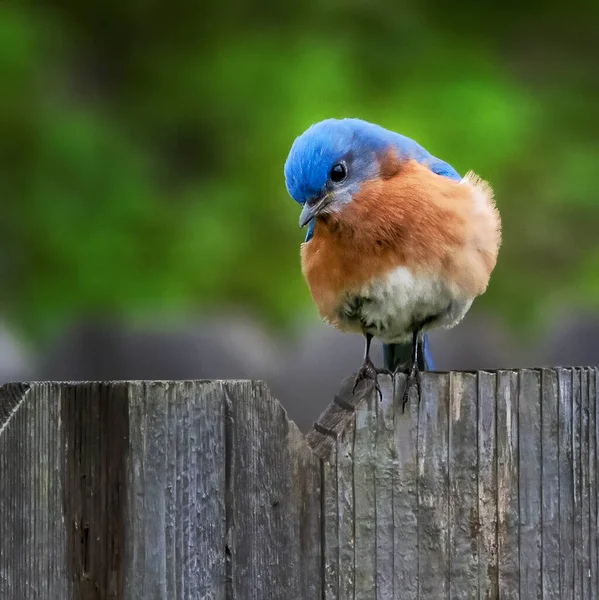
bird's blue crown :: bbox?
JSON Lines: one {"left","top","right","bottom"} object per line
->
{"left": 284, "top": 118, "right": 460, "bottom": 206}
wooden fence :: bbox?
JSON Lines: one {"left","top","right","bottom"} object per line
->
{"left": 0, "top": 369, "right": 597, "bottom": 599}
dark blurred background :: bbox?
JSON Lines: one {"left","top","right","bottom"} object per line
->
{"left": 1, "top": 1, "right": 598, "bottom": 430}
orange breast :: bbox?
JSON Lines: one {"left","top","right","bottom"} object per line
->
{"left": 300, "top": 158, "right": 500, "bottom": 325}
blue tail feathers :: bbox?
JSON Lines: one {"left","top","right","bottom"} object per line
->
{"left": 383, "top": 333, "right": 433, "bottom": 372}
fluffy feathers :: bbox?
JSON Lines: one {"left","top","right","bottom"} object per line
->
{"left": 300, "top": 157, "right": 500, "bottom": 342}
{"left": 283, "top": 117, "right": 501, "bottom": 370}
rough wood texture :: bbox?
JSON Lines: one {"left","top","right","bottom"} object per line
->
{"left": 558, "top": 369, "right": 574, "bottom": 600}
{"left": 418, "top": 372, "right": 449, "bottom": 599}
{"left": 374, "top": 375, "right": 395, "bottom": 599}
{"left": 589, "top": 369, "right": 598, "bottom": 600}
{"left": 497, "top": 370, "right": 519, "bottom": 600}
{"left": 1, "top": 368, "right": 598, "bottom": 599}
{"left": 393, "top": 373, "right": 419, "bottom": 599}
{"left": 0, "top": 381, "right": 320, "bottom": 600}
{"left": 449, "top": 372, "right": 479, "bottom": 598}
{"left": 573, "top": 369, "right": 583, "bottom": 598}
{"left": 541, "top": 369, "right": 560, "bottom": 598}
{"left": 308, "top": 367, "right": 598, "bottom": 600}
{"left": 478, "top": 371, "right": 498, "bottom": 599}
{"left": 518, "top": 369, "right": 542, "bottom": 599}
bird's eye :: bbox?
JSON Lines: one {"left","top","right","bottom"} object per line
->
{"left": 330, "top": 163, "right": 347, "bottom": 183}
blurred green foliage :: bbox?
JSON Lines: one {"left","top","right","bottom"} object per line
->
{"left": 0, "top": 1, "right": 598, "bottom": 341}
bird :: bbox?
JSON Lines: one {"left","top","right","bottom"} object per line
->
{"left": 283, "top": 118, "right": 501, "bottom": 407}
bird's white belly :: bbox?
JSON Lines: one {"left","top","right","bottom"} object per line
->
{"left": 337, "top": 266, "right": 472, "bottom": 343}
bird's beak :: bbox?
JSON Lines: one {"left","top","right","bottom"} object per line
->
{"left": 299, "top": 194, "right": 330, "bottom": 228}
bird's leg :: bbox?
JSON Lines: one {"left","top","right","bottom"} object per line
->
{"left": 352, "top": 333, "right": 383, "bottom": 400}
{"left": 400, "top": 329, "right": 423, "bottom": 412}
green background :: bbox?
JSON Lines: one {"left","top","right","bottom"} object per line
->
{"left": 1, "top": 0, "right": 598, "bottom": 345}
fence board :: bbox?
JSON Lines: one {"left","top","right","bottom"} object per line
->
{"left": 574, "top": 370, "right": 583, "bottom": 598}
{"left": 518, "top": 369, "right": 542, "bottom": 600}
{"left": 197, "top": 382, "right": 227, "bottom": 600}
{"left": 595, "top": 368, "right": 599, "bottom": 598}
{"left": 582, "top": 369, "right": 591, "bottom": 599}
{"left": 393, "top": 373, "right": 419, "bottom": 600}
{"left": 322, "top": 442, "right": 339, "bottom": 600}
{"left": 589, "top": 369, "right": 598, "bottom": 600}
{"left": 477, "top": 371, "right": 498, "bottom": 599}
{"left": 338, "top": 414, "right": 356, "bottom": 600}
{"left": 374, "top": 374, "right": 396, "bottom": 599}
{"left": 0, "top": 369, "right": 598, "bottom": 599}
{"left": 229, "top": 380, "right": 321, "bottom": 599}
{"left": 354, "top": 389, "right": 377, "bottom": 600}
{"left": 418, "top": 372, "right": 450, "bottom": 600}
{"left": 497, "top": 370, "right": 520, "bottom": 600}
{"left": 542, "top": 369, "right": 560, "bottom": 598}
{"left": 558, "top": 369, "right": 575, "bottom": 600}
{"left": 449, "top": 372, "right": 479, "bottom": 599}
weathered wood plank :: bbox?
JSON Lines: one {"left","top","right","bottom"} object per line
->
{"left": 197, "top": 383, "right": 227, "bottom": 600}
{"left": 573, "top": 369, "right": 583, "bottom": 598}
{"left": 125, "top": 381, "right": 228, "bottom": 599}
{"left": 4, "top": 383, "right": 27, "bottom": 600}
{"left": 290, "top": 420, "right": 322, "bottom": 600}
{"left": 0, "top": 384, "right": 71, "bottom": 600}
{"left": 307, "top": 376, "right": 371, "bottom": 460}
{"left": 229, "top": 380, "right": 321, "bottom": 599}
{"left": 164, "top": 387, "right": 177, "bottom": 599}
{"left": 46, "top": 384, "right": 70, "bottom": 599}
{"left": 125, "top": 382, "right": 164, "bottom": 599}
{"left": 418, "top": 372, "right": 449, "bottom": 600}
{"left": 596, "top": 368, "right": 599, "bottom": 599}
{"left": 477, "top": 371, "right": 498, "bottom": 599}
{"left": 2, "top": 371, "right": 599, "bottom": 599}
{"left": 558, "top": 369, "right": 575, "bottom": 600}
{"left": 176, "top": 385, "right": 191, "bottom": 600}
{"left": 582, "top": 368, "right": 591, "bottom": 599}
{"left": 338, "top": 412, "right": 356, "bottom": 600}
{"left": 61, "top": 383, "right": 129, "bottom": 599}
{"left": 354, "top": 388, "right": 377, "bottom": 600}
{"left": 374, "top": 374, "right": 395, "bottom": 599}
{"left": 496, "top": 370, "right": 519, "bottom": 600}
{"left": 322, "top": 443, "right": 339, "bottom": 600}
{"left": 542, "top": 369, "right": 560, "bottom": 598}
{"left": 449, "top": 372, "right": 478, "bottom": 599}
{"left": 187, "top": 386, "right": 199, "bottom": 600}
{"left": 589, "top": 368, "right": 598, "bottom": 600}
{"left": 0, "top": 382, "right": 29, "bottom": 434}
{"left": 393, "top": 373, "right": 419, "bottom": 600}
{"left": 519, "top": 369, "right": 542, "bottom": 599}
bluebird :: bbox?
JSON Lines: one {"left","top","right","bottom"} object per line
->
{"left": 284, "top": 118, "right": 501, "bottom": 407}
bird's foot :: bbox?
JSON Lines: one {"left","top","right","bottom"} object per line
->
{"left": 353, "top": 357, "right": 386, "bottom": 400}
{"left": 399, "top": 363, "right": 422, "bottom": 413}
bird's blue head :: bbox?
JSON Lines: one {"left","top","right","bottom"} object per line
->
{"left": 284, "top": 118, "right": 390, "bottom": 229}
{"left": 284, "top": 118, "right": 460, "bottom": 235}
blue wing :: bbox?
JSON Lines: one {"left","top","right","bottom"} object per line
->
{"left": 426, "top": 156, "right": 462, "bottom": 181}
{"left": 304, "top": 219, "right": 314, "bottom": 242}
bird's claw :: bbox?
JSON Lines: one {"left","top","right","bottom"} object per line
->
{"left": 353, "top": 357, "right": 384, "bottom": 400}
{"left": 401, "top": 364, "right": 422, "bottom": 413}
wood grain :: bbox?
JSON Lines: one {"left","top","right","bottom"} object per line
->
{"left": 449, "top": 372, "right": 479, "bottom": 599}
{"left": 541, "top": 369, "right": 560, "bottom": 598}
{"left": 418, "top": 372, "right": 449, "bottom": 600}
{"left": 496, "top": 370, "right": 520, "bottom": 600}
{"left": 478, "top": 371, "right": 498, "bottom": 599}
{"left": 558, "top": 369, "right": 574, "bottom": 600}
{"left": 0, "top": 369, "right": 597, "bottom": 599}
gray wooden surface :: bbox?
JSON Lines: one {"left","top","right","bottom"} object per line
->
{"left": 0, "top": 368, "right": 598, "bottom": 599}
{"left": 0, "top": 381, "right": 320, "bottom": 600}
{"left": 310, "top": 367, "right": 599, "bottom": 600}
